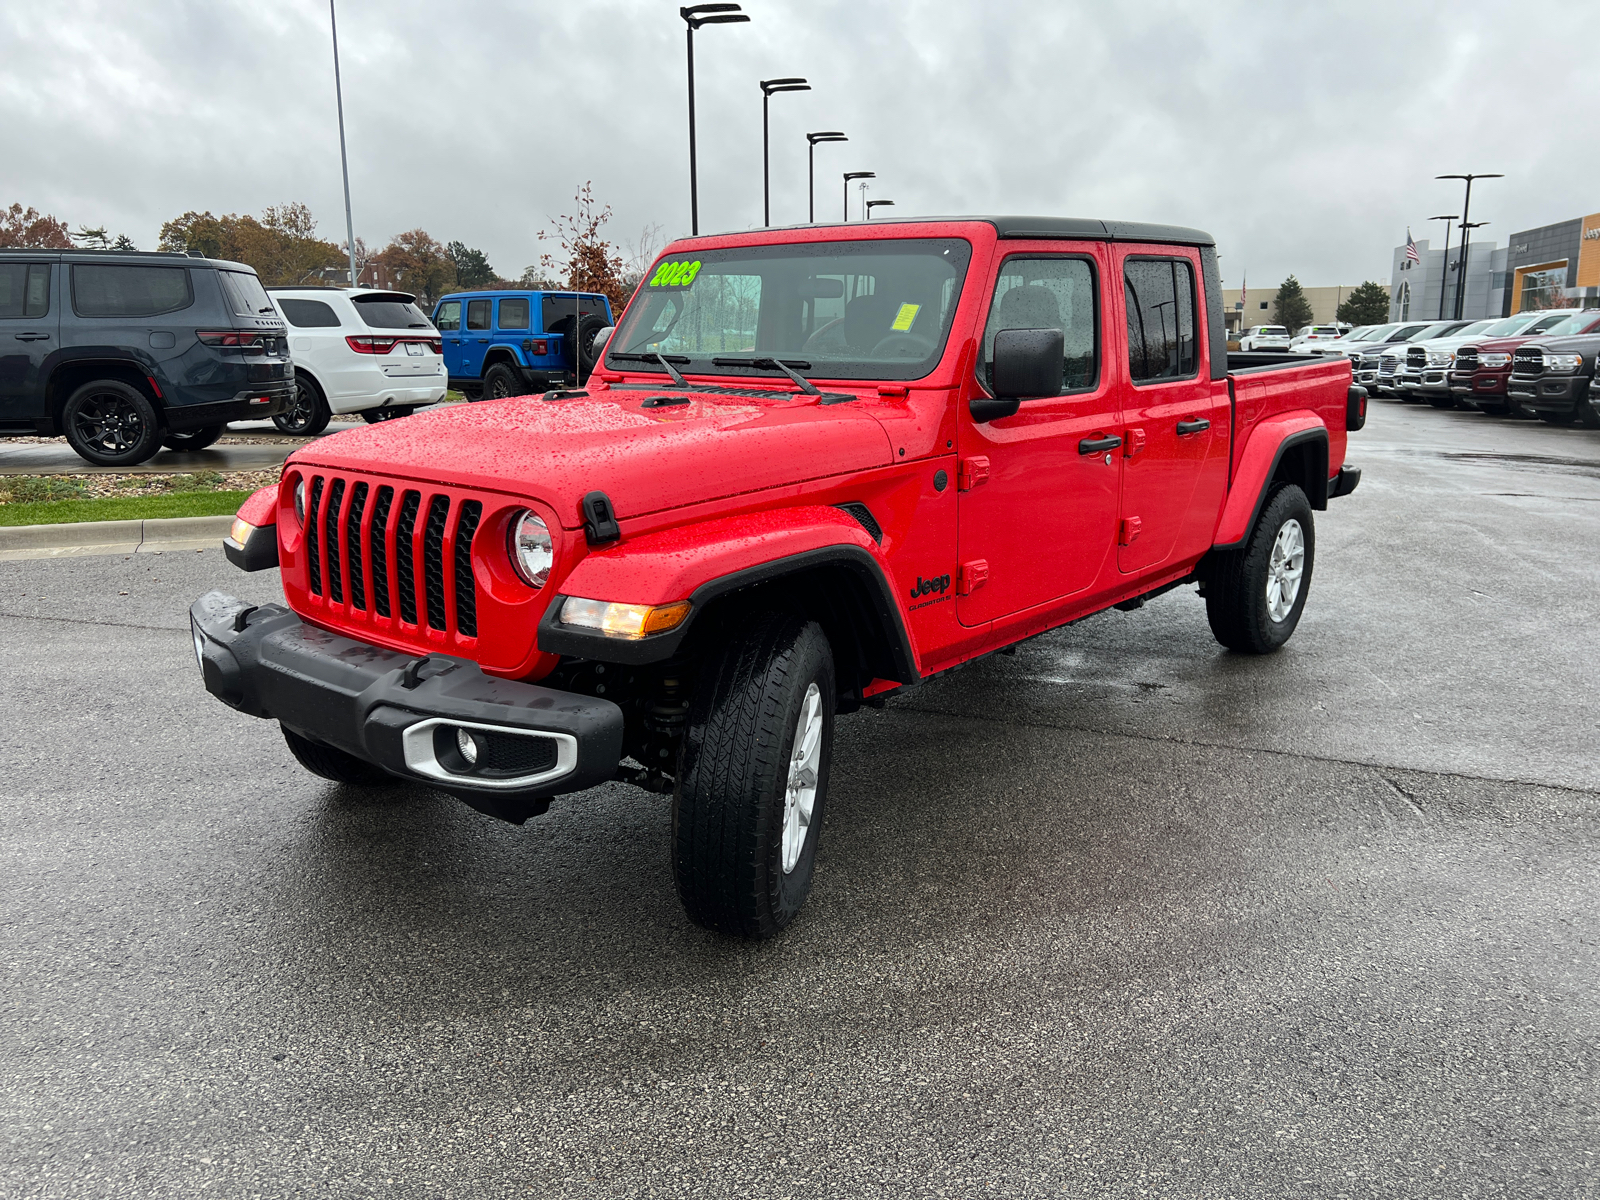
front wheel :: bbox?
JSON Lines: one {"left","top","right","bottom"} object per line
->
{"left": 162, "top": 423, "right": 225, "bottom": 452}
{"left": 1539, "top": 409, "right": 1577, "bottom": 426}
{"left": 1576, "top": 397, "right": 1600, "bottom": 430}
{"left": 1204, "top": 483, "right": 1315, "bottom": 654}
{"left": 673, "top": 611, "right": 835, "bottom": 939}
{"left": 282, "top": 726, "right": 390, "bottom": 785}
{"left": 360, "top": 405, "right": 419, "bottom": 424}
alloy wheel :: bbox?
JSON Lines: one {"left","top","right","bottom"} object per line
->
{"left": 72, "top": 390, "right": 148, "bottom": 455}
{"left": 781, "top": 682, "right": 823, "bottom": 874}
{"left": 1265, "top": 518, "right": 1305, "bottom": 623}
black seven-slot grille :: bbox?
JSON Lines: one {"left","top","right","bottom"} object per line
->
{"left": 1512, "top": 346, "right": 1544, "bottom": 376}
{"left": 1456, "top": 347, "right": 1479, "bottom": 371}
{"left": 301, "top": 473, "right": 484, "bottom": 639}
{"left": 1406, "top": 346, "right": 1427, "bottom": 368}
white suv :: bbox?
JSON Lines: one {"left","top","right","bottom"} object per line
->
{"left": 1239, "top": 325, "right": 1292, "bottom": 351}
{"left": 268, "top": 288, "right": 445, "bottom": 435}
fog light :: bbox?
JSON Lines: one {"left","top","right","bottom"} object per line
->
{"left": 456, "top": 727, "right": 480, "bottom": 765}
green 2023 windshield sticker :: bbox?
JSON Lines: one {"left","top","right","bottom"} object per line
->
{"left": 648, "top": 259, "right": 702, "bottom": 289}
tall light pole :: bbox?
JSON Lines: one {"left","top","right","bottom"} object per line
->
{"left": 760, "top": 78, "right": 809, "bottom": 227}
{"left": 866, "top": 200, "right": 895, "bottom": 218}
{"left": 329, "top": 0, "right": 357, "bottom": 287}
{"left": 843, "top": 171, "right": 874, "bottom": 221}
{"left": 1428, "top": 213, "right": 1459, "bottom": 320}
{"left": 1437, "top": 173, "right": 1502, "bottom": 319}
{"left": 1457, "top": 220, "right": 1490, "bottom": 317}
{"left": 681, "top": 4, "right": 749, "bottom": 237}
{"left": 806, "top": 132, "right": 846, "bottom": 224}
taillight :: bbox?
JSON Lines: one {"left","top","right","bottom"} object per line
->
{"left": 532, "top": 339, "right": 549, "bottom": 356}
{"left": 197, "top": 331, "right": 267, "bottom": 355}
{"left": 428, "top": 339, "right": 443, "bottom": 355}
{"left": 346, "top": 336, "right": 399, "bottom": 355}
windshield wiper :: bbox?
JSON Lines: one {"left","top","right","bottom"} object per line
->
{"left": 610, "top": 351, "right": 691, "bottom": 387}
{"left": 711, "top": 356, "right": 820, "bottom": 396}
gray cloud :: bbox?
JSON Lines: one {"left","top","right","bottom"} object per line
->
{"left": 4, "top": 0, "right": 1597, "bottom": 290}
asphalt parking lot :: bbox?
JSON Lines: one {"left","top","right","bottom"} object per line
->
{"left": 2, "top": 400, "right": 1597, "bottom": 1199}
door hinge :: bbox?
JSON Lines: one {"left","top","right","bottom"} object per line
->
{"left": 1119, "top": 517, "right": 1142, "bottom": 545}
{"left": 957, "top": 559, "right": 989, "bottom": 595}
{"left": 957, "top": 456, "right": 990, "bottom": 491}
{"left": 1123, "top": 426, "right": 1146, "bottom": 457}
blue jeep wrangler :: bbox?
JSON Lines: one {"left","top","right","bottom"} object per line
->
{"left": 430, "top": 290, "right": 614, "bottom": 399}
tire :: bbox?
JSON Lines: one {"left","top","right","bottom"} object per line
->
{"left": 360, "top": 405, "right": 419, "bottom": 424}
{"left": 62, "top": 379, "right": 163, "bottom": 467}
{"left": 274, "top": 372, "right": 331, "bottom": 436}
{"left": 480, "top": 362, "right": 528, "bottom": 401}
{"left": 282, "top": 726, "right": 390, "bottom": 785}
{"left": 551, "top": 312, "right": 609, "bottom": 383}
{"left": 1576, "top": 397, "right": 1600, "bottom": 430}
{"left": 673, "top": 611, "right": 835, "bottom": 939}
{"left": 162, "top": 423, "right": 225, "bottom": 452}
{"left": 1427, "top": 396, "right": 1457, "bottom": 409}
{"left": 1205, "top": 483, "right": 1315, "bottom": 655}
{"left": 1538, "top": 409, "right": 1577, "bottom": 426}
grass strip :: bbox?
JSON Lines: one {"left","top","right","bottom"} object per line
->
{"left": 0, "top": 490, "right": 252, "bottom": 527}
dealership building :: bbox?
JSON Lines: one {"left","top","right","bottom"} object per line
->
{"left": 1388, "top": 211, "right": 1600, "bottom": 321}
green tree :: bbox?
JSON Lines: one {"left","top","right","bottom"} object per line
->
{"left": 373, "top": 229, "right": 453, "bottom": 305}
{"left": 1272, "top": 275, "right": 1314, "bottom": 332}
{"left": 536, "top": 182, "right": 630, "bottom": 312}
{"left": 158, "top": 203, "right": 341, "bottom": 284}
{"left": 0, "top": 203, "right": 73, "bottom": 249}
{"left": 1336, "top": 281, "right": 1390, "bottom": 325}
{"left": 446, "top": 241, "right": 496, "bottom": 288}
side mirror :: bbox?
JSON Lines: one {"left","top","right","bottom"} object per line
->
{"left": 592, "top": 326, "right": 615, "bottom": 356}
{"left": 972, "top": 327, "right": 1063, "bottom": 422}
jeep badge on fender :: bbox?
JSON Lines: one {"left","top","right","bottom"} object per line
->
{"left": 193, "top": 215, "right": 1362, "bottom": 941}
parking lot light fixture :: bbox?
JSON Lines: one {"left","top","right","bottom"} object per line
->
{"left": 1457, "top": 220, "right": 1490, "bottom": 314}
{"left": 866, "top": 200, "right": 895, "bottom": 219}
{"left": 760, "top": 78, "right": 810, "bottom": 227}
{"left": 806, "top": 132, "right": 846, "bottom": 223}
{"left": 1428, "top": 214, "right": 1459, "bottom": 320}
{"left": 682, "top": 4, "right": 751, "bottom": 237}
{"left": 843, "top": 172, "right": 874, "bottom": 221}
{"left": 1437, "top": 173, "right": 1503, "bottom": 319}
{"left": 328, "top": 0, "right": 357, "bottom": 288}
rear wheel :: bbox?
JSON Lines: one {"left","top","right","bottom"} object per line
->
{"left": 360, "top": 405, "right": 419, "bottom": 424}
{"left": 1204, "top": 483, "right": 1315, "bottom": 655}
{"left": 282, "top": 726, "right": 390, "bottom": 785}
{"left": 162, "top": 423, "right": 225, "bottom": 452}
{"left": 481, "top": 362, "right": 527, "bottom": 401}
{"left": 62, "top": 379, "right": 163, "bottom": 467}
{"left": 673, "top": 611, "right": 835, "bottom": 939}
{"left": 274, "top": 372, "right": 331, "bottom": 436}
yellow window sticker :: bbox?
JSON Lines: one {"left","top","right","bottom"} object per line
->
{"left": 648, "top": 259, "right": 702, "bottom": 289}
{"left": 890, "top": 302, "right": 920, "bottom": 332}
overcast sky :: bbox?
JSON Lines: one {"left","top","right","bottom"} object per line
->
{"left": 4, "top": 0, "right": 1598, "bottom": 290}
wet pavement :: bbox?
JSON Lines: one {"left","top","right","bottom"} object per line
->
{"left": 0, "top": 417, "right": 374, "bottom": 475}
{"left": 2, "top": 399, "right": 1597, "bottom": 1198}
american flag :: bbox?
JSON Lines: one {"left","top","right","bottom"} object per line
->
{"left": 1241, "top": 271, "right": 1247, "bottom": 309}
{"left": 1405, "top": 229, "right": 1421, "bottom": 265}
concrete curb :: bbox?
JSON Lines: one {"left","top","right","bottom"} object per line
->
{"left": 0, "top": 514, "right": 235, "bottom": 562}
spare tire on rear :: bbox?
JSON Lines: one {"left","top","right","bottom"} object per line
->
{"left": 550, "top": 312, "right": 609, "bottom": 383}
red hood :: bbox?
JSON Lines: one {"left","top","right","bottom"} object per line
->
{"left": 286, "top": 386, "right": 897, "bottom": 527}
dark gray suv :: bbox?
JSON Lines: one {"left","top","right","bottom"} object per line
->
{"left": 0, "top": 249, "right": 293, "bottom": 466}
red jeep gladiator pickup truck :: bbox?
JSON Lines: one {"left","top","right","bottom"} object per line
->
{"left": 191, "top": 216, "right": 1364, "bottom": 938}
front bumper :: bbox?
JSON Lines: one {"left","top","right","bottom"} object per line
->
{"left": 190, "top": 590, "right": 624, "bottom": 820}
{"left": 1509, "top": 374, "right": 1588, "bottom": 414}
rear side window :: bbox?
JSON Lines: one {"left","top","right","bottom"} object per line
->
{"left": 277, "top": 298, "right": 342, "bottom": 328}
{"left": 0, "top": 264, "right": 50, "bottom": 318}
{"left": 434, "top": 301, "right": 461, "bottom": 331}
{"left": 498, "top": 297, "right": 530, "bottom": 330}
{"left": 218, "top": 270, "right": 274, "bottom": 317}
{"left": 72, "top": 264, "right": 192, "bottom": 318}
{"left": 466, "top": 299, "right": 491, "bottom": 331}
{"left": 1125, "top": 258, "right": 1197, "bottom": 382}
{"left": 979, "top": 256, "right": 1098, "bottom": 393}
{"left": 352, "top": 294, "right": 433, "bottom": 329}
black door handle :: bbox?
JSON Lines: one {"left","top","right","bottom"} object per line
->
{"left": 1176, "top": 418, "right": 1210, "bottom": 435}
{"left": 1078, "top": 434, "right": 1123, "bottom": 455}
{"left": 15, "top": 332, "right": 50, "bottom": 341}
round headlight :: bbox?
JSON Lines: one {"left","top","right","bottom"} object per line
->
{"left": 510, "top": 511, "right": 553, "bottom": 588}
{"left": 293, "top": 478, "right": 305, "bottom": 524}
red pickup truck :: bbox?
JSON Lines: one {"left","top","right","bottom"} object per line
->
{"left": 191, "top": 217, "right": 1364, "bottom": 938}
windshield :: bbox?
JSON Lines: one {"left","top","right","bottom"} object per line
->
{"left": 1483, "top": 316, "right": 1535, "bottom": 337}
{"left": 1344, "top": 326, "right": 1375, "bottom": 340}
{"left": 608, "top": 239, "right": 973, "bottom": 381}
{"left": 1452, "top": 320, "right": 1497, "bottom": 337}
{"left": 1538, "top": 311, "right": 1600, "bottom": 336}
{"left": 352, "top": 293, "right": 432, "bottom": 329}
{"left": 1526, "top": 311, "right": 1584, "bottom": 334}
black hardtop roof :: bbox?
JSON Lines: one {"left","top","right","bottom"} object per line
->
{"left": 0, "top": 247, "right": 257, "bottom": 272}
{"left": 709, "top": 215, "right": 1216, "bottom": 247}
{"left": 436, "top": 288, "right": 610, "bottom": 300}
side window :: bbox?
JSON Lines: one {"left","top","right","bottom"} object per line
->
{"left": 466, "top": 299, "right": 491, "bottom": 331}
{"left": 277, "top": 298, "right": 341, "bottom": 328}
{"left": 1124, "top": 257, "right": 1197, "bottom": 383}
{"left": 979, "top": 256, "right": 1098, "bottom": 394}
{"left": 72, "top": 265, "right": 193, "bottom": 318}
{"left": 434, "top": 301, "right": 461, "bottom": 331}
{"left": 0, "top": 264, "right": 50, "bottom": 319}
{"left": 498, "top": 298, "right": 530, "bottom": 330}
